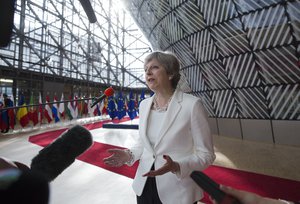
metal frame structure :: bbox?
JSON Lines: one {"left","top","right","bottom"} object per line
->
{"left": 0, "top": 0, "right": 151, "bottom": 94}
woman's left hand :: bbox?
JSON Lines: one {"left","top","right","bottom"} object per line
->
{"left": 103, "top": 149, "right": 130, "bottom": 167}
{"left": 142, "top": 155, "right": 180, "bottom": 177}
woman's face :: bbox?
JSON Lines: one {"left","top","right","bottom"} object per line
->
{"left": 144, "top": 58, "right": 172, "bottom": 92}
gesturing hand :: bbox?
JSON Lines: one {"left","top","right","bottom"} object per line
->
{"left": 103, "top": 149, "right": 130, "bottom": 167}
{"left": 142, "top": 155, "right": 180, "bottom": 177}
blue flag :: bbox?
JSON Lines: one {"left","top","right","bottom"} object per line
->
{"left": 107, "top": 96, "right": 117, "bottom": 119}
{"left": 127, "top": 91, "right": 137, "bottom": 120}
{"left": 51, "top": 96, "right": 60, "bottom": 123}
{"left": 117, "top": 91, "right": 126, "bottom": 120}
{"left": 138, "top": 90, "right": 145, "bottom": 113}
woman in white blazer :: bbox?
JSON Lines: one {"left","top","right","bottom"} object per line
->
{"left": 104, "top": 51, "right": 215, "bottom": 204}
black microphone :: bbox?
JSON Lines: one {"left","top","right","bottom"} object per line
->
{"left": 78, "top": 0, "right": 97, "bottom": 23}
{"left": 0, "top": 0, "right": 16, "bottom": 47}
{"left": 90, "top": 87, "right": 114, "bottom": 108}
{"left": 30, "top": 125, "right": 93, "bottom": 182}
{"left": 190, "top": 171, "right": 241, "bottom": 204}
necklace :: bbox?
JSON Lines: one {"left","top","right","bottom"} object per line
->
{"left": 152, "top": 94, "right": 173, "bottom": 112}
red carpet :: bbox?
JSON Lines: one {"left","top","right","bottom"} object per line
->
{"left": 202, "top": 166, "right": 300, "bottom": 203}
{"left": 29, "top": 119, "right": 300, "bottom": 203}
{"left": 28, "top": 117, "right": 138, "bottom": 179}
{"left": 28, "top": 117, "right": 132, "bottom": 146}
{"left": 77, "top": 142, "right": 139, "bottom": 179}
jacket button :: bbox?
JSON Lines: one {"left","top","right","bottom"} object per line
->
{"left": 153, "top": 155, "right": 155, "bottom": 159}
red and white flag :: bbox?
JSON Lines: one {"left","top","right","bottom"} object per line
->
{"left": 44, "top": 95, "right": 53, "bottom": 123}
{"left": 38, "top": 92, "right": 43, "bottom": 124}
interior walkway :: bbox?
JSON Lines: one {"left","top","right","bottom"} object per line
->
{"left": 1, "top": 118, "right": 299, "bottom": 204}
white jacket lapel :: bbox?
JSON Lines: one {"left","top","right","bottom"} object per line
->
{"left": 139, "top": 96, "right": 155, "bottom": 152}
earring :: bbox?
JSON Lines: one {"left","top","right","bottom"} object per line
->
{"left": 169, "top": 76, "right": 173, "bottom": 80}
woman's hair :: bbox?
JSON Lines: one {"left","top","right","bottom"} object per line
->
{"left": 144, "top": 51, "right": 181, "bottom": 89}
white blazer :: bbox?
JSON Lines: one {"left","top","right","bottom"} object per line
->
{"left": 130, "top": 89, "right": 215, "bottom": 204}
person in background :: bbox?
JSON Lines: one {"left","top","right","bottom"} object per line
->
{"left": 0, "top": 100, "right": 5, "bottom": 133}
{"left": 1, "top": 93, "right": 13, "bottom": 133}
{"left": 212, "top": 185, "right": 299, "bottom": 204}
{"left": 103, "top": 51, "right": 215, "bottom": 204}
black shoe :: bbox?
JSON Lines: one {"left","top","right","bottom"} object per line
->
{"left": 3, "top": 129, "right": 9, "bottom": 133}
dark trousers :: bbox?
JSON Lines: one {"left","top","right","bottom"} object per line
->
{"left": 136, "top": 165, "right": 198, "bottom": 204}
{"left": 136, "top": 175, "right": 162, "bottom": 204}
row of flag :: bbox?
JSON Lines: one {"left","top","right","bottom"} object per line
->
{"left": 0, "top": 90, "right": 146, "bottom": 131}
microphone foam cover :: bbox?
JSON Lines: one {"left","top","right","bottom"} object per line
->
{"left": 30, "top": 125, "right": 93, "bottom": 182}
{"left": 104, "top": 87, "right": 114, "bottom": 97}
{"left": 0, "top": 0, "right": 16, "bottom": 47}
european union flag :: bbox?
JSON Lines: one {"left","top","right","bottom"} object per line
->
{"left": 107, "top": 96, "right": 117, "bottom": 119}
{"left": 138, "top": 90, "right": 145, "bottom": 113}
{"left": 127, "top": 91, "right": 137, "bottom": 120}
{"left": 117, "top": 91, "right": 126, "bottom": 120}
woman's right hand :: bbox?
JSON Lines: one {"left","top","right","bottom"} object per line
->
{"left": 103, "top": 149, "right": 130, "bottom": 167}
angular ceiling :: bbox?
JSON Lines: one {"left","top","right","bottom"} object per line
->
{"left": 123, "top": 0, "right": 300, "bottom": 120}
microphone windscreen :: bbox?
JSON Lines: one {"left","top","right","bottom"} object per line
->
{"left": 104, "top": 87, "right": 114, "bottom": 97}
{"left": 30, "top": 125, "right": 93, "bottom": 182}
{"left": 0, "top": 0, "right": 16, "bottom": 47}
